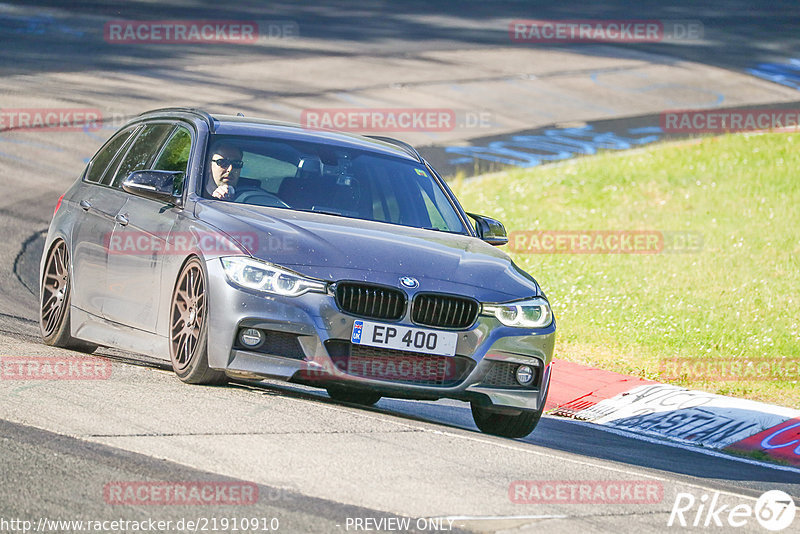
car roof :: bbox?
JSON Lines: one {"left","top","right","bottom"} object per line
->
{"left": 134, "top": 108, "right": 422, "bottom": 162}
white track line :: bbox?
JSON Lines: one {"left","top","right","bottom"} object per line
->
{"left": 440, "top": 514, "right": 568, "bottom": 521}
{"left": 276, "top": 395, "right": 795, "bottom": 502}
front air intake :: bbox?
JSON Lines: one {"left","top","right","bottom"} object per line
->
{"left": 411, "top": 293, "right": 479, "bottom": 329}
{"left": 334, "top": 282, "right": 406, "bottom": 321}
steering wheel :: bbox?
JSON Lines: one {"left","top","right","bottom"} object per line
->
{"left": 234, "top": 190, "right": 290, "bottom": 208}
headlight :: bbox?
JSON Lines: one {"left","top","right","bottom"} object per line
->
{"left": 481, "top": 297, "right": 553, "bottom": 328}
{"left": 220, "top": 257, "right": 327, "bottom": 297}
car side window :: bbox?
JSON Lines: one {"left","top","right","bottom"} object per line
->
{"left": 154, "top": 127, "right": 192, "bottom": 172}
{"left": 84, "top": 126, "right": 137, "bottom": 184}
{"left": 418, "top": 174, "right": 463, "bottom": 231}
{"left": 153, "top": 126, "right": 192, "bottom": 194}
{"left": 107, "top": 123, "right": 174, "bottom": 188}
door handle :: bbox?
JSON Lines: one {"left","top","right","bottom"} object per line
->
{"left": 114, "top": 213, "right": 129, "bottom": 226}
{"left": 79, "top": 200, "right": 92, "bottom": 211}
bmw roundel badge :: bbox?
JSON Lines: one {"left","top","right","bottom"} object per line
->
{"left": 399, "top": 276, "right": 419, "bottom": 289}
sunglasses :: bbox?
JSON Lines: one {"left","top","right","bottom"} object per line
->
{"left": 212, "top": 157, "right": 244, "bottom": 169}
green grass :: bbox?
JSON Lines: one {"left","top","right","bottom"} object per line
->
{"left": 451, "top": 133, "right": 800, "bottom": 408}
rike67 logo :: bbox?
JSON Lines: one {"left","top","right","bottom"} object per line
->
{"left": 668, "top": 490, "right": 795, "bottom": 531}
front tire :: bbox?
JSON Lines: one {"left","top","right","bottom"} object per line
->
{"left": 40, "top": 240, "right": 98, "bottom": 353}
{"left": 169, "top": 257, "right": 227, "bottom": 385}
{"left": 326, "top": 385, "right": 382, "bottom": 406}
{"left": 471, "top": 403, "right": 542, "bottom": 438}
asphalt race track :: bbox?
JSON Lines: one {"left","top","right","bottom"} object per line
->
{"left": 1, "top": 2, "right": 799, "bottom": 533}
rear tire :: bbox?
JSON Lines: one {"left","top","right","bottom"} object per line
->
{"left": 169, "top": 257, "right": 227, "bottom": 385}
{"left": 326, "top": 386, "right": 382, "bottom": 406}
{"left": 40, "top": 240, "right": 98, "bottom": 353}
{"left": 471, "top": 403, "right": 542, "bottom": 438}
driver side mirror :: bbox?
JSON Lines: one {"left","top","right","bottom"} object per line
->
{"left": 467, "top": 212, "right": 508, "bottom": 246}
{"left": 122, "top": 170, "right": 183, "bottom": 205}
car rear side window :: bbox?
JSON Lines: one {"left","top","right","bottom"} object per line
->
{"left": 107, "top": 123, "right": 174, "bottom": 188}
{"left": 84, "top": 126, "right": 137, "bottom": 184}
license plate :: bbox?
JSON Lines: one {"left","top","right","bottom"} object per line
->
{"left": 351, "top": 320, "right": 458, "bottom": 357}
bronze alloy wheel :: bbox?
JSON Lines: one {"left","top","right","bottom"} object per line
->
{"left": 39, "top": 240, "right": 97, "bottom": 352}
{"left": 170, "top": 259, "right": 206, "bottom": 371}
{"left": 40, "top": 240, "right": 70, "bottom": 338}
{"left": 169, "top": 258, "right": 226, "bottom": 384}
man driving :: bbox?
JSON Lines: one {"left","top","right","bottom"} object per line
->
{"left": 208, "top": 143, "right": 243, "bottom": 200}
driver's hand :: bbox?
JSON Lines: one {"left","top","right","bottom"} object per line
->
{"left": 212, "top": 184, "right": 235, "bottom": 200}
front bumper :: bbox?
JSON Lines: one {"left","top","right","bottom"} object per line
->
{"left": 206, "top": 260, "right": 555, "bottom": 412}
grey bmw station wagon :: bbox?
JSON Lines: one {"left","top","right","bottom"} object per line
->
{"left": 40, "top": 108, "right": 555, "bottom": 438}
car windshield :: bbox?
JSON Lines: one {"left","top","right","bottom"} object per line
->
{"left": 203, "top": 135, "right": 468, "bottom": 234}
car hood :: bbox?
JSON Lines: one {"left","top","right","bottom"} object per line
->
{"left": 195, "top": 201, "right": 540, "bottom": 301}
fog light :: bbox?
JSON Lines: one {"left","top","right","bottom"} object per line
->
{"left": 515, "top": 365, "right": 534, "bottom": 386}
{"left": 239, "top": 328, "right": 264, "bottom": 348}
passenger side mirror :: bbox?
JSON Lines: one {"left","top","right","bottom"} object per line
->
{"left": 122, "top": 170, "right": 182, "bottom": 204}
{"left": 467, "top": 212, "right": 508, "bottom": 246}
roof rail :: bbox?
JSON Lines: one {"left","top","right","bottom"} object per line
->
{"left": 137, "top": 107, "right": 217, "bottom": 132}
{"left": 365, "top": 135, "right": 422, "bottom": 161}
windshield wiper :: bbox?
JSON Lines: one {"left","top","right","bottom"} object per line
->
{"left": 297, "top": 208, "right": 347, "bottom": 218}
{"left": 420, "top": 227, "right": 468, "bottom": 235}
